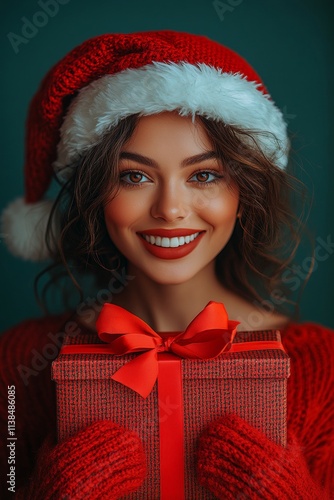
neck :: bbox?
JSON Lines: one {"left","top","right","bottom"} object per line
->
{"left": 74, "top": 265, "right": 291, "bottom": 334}
{"left": 112, "top": 262, "right": 231, "bottom": 331}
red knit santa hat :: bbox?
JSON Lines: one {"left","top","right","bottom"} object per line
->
{"left": 1, "top": 30, "right": 288, "bottom": 261}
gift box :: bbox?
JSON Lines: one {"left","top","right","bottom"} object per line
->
{"left": 52, "top": 318, "right": 290, "bottom": 500}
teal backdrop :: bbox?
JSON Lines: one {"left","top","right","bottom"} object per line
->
{"left": 0, "top": 0, "right": 333, "bottom": 330}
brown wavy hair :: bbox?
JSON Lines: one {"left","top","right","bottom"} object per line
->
{"left": 40, "top": 113, "right": 308, "bottom": 317}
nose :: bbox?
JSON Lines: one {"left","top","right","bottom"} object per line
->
{"left": 150, "top": 182, "right": 188, "bottom": 222}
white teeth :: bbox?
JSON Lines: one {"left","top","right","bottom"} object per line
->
{"left": 170, "top": 237, "right": 179, "bottom": 248}
{"left": 143, "top": 232, "right": 200, "bottom": 248}
{"left": 161, "top": 237, "right": 170, "bottom": 248}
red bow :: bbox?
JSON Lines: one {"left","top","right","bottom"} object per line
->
{"left": 96, "top": 301, "right": 239, "bottom": 398}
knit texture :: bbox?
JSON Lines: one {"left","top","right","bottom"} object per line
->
{"left": 25, "top": 30, "right": 266, "bottom": 204}
{"left": 1, "top": 31, "right": 288, "bottom": 262}
{"left": 197, "top": 323, "right": 334, "bottom": 499}
{"left": 1, "top": 316, "right": 333, "bottom": 498}
{"left": 16, "top": 421, "right": 146, "bottom": 499}
{"left": 53, "top": 329, "right": 289, "bottom": 498}
{"left": 197, "top": 415, "right": 326, "bottom": 499}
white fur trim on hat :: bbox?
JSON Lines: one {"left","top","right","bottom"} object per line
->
{"left": 1, "top": 198, "right": 57, "bottom": 261}
{"left": 54, "top": 62, "right": 289, "bottom": 173}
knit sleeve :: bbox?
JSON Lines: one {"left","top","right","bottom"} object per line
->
{"left": 15, "top": 420, "right": 146, "bottom": 499}
{"left": 0, "top": 315, "right": 146, "bottom": 499}
{"left": 283, "top": 322, "right": 334, "bottom": 489}
{"left": 196, "top": 322, "right": 334, "bottom": 499}
{"left": 0, "top": 314, "right": 71, "bottom": 499}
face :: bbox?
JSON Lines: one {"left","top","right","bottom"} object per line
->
{"left": 104, "top": 112, "right": 239, "bottom": 285}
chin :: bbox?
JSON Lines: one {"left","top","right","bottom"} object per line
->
{"left": 143, "top": 268, "right": 201, "bottom": 286}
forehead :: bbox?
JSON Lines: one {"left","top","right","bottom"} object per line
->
{"left": 121, "top": 111, "right": 214, "bottom": 155}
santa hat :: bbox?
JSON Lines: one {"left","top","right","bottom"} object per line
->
{"left": 1, "top": 30, "right": 288, "bottom": 261}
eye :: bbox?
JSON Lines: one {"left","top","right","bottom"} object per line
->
{"left": 189, "top": 170, "right": 223, "bottom": 184}
{"left": 120, "top": 170, "right": 151, "bottom": 185}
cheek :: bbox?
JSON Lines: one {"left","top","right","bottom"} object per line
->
{"left": 198, "top": 191, "right": 239, "bottom": 228}
{"left": 104, "top": 193, "right": 147, "bottom": 234}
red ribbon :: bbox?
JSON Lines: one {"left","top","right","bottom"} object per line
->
{"left": 61, "top": 301, "right": 284, "bottom": 397}
{"left": 62, "top": 302, "right": 240, "bottom": 394}
{"left": 60, "top": 301, "right": 285, "bottom": 500}
{"left": 95, "top": 301, "right": 240, "bottom": 398}
{"left": 157, "top": 353, "right": 184, "bottom": 499}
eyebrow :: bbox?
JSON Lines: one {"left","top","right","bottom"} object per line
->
{"left": 119, "top": 151, "right": 219, "bottom": 168}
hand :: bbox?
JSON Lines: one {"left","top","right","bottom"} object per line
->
{"left": 19, "top": 420, "right": 146, "bottom": 500}
{"left": 196, "top": 414, "right": 324, "bottom": 500}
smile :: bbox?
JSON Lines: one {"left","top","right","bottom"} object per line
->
{"left": 142, "top": 232, "right": 200, "bottom": 248}
{"left": 138, "top": 229, "right": 205, "bottom": 260}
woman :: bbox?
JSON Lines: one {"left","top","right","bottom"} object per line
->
{"left": 1, "top": 31, "right": 333, "bottom": 499}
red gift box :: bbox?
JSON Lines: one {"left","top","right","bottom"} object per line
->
{"left": 52, "top": 320, "right": 290, "bottom": 500}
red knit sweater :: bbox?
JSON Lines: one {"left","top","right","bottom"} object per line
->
{"left": 1, "top": 314, "right": 333, "bottom": 499}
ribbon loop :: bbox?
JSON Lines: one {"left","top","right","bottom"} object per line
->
{"left": 61, "top": 301, "right": 286, "bottom": 398}
{"left": 95, "top": 301, "right": 239, "bottom": 397}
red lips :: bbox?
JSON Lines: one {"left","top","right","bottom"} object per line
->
{"left": 140, "top": 228, "right": 203, "bottom": 237}
{"left": 138, "top": 230, "right": 205, "bottom": 260}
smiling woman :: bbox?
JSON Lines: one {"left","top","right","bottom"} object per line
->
{"left": 50, "top": 109, "right": 295, "bottom": 331}
{"left": 0, "top": 30, "right": 333, "bottom": 499}
{"left": 103, "top": 113, "right": 239, "bottom": 289}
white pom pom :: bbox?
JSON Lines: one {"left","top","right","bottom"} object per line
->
{"left": 1, "top": 198, "right": 57, "bottom": 261}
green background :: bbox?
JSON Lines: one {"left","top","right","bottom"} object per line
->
{"left": 0, "top": 0, "right": 333, "bottom": 331}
